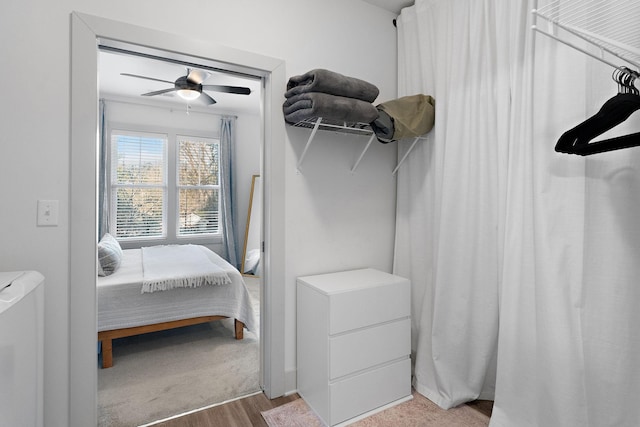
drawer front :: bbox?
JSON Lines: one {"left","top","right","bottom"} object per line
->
{"left": 330, "top": 318, "right": 410, "bottom": 380}
{"left": 329, "top": 280, "right": 410, "bottom": 334}
{"left": 329, "top": 357, "right": 411, "bottom": 425}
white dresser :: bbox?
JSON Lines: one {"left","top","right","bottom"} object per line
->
{"left": 297, "top": 268, "right": 411, "bottom": 426}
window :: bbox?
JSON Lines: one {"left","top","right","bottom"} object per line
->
{"left": 177, "top": 135, "right": 220, "bottom": 236}
{"left": 109, "top": 130, "right": 220, "bottom": 242}
{"left": 111, "top": 131, "right": 167, "bottom": 239}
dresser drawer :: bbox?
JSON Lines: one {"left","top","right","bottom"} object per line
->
{"left": 329, "top": 282, "right": 409, "bottom": 334}
{"left": 329, "top": 357, "right": 411, "bottom": 425}
{"left": 329, "top": 317, "right": 410, "bottom": 380}
{"left": 298, "top": 269, "right": 410, "bottom": 335}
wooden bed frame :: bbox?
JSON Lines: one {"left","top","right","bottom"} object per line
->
{"left": 98, "top": 316, "right": 245, "bottom": 368}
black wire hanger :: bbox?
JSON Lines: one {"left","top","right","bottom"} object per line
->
{"left": 555, "top": 66, "right": 640, "bottom": 156}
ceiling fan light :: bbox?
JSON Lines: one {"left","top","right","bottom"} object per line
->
{"left": 177, "top": 89, "right": 200, "bottom": 101}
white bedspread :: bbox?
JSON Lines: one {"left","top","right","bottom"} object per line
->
{"left": 141, "top": 244, "right": 231, "bottom": 293}
{"left": 97, "top": 245, "right": 257, "bottom": 333}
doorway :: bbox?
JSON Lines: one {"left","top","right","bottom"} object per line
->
{"left": 96, "top": 46, "right": 263, "bottom": 424}
{"left": 70, "top": 12, "right": 286, "bottom": 426}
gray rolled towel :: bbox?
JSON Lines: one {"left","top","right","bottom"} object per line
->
{"left": 283, "top": 92, "right": 379, "bottom": 125}
{"left": 369, "top": 110, "right": 395, "bottom": 143}
{"left": 285, "top": 69, "right": 379, "bottom": 103}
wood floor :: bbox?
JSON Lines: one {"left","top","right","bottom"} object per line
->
{"left": 149, "top": 391, "right": 493, "bottom": 427}
{"left": 150, "top": 392, "right": 300, "bottom": 427}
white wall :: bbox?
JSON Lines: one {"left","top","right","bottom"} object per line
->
{"left": 0, "top": 1, "right": 398, "bottom": 425}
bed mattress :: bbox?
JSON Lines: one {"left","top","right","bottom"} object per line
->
{"left": 97, "top": 246, "right": 257, "bottom": 333}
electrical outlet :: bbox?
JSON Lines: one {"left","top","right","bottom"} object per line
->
{"left": 37, "top": 200, "right": 59, "bottom": 226}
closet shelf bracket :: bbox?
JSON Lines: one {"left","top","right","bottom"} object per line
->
{"left": 291, "top": 117, "right": 375, "bottom": 172}
{"left": 392, "top": 136, "right": 425, "bottom": 176}
{"left": 350, "top": 134, "right": 376, "bottom": 174}
{"left": 290, "top": 116, "right": 427, "bottom": 175}
{"left": 296, "top": 117, "right": 323, "bottom": 171}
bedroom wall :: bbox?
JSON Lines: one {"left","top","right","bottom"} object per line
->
{"left": 103, "top": 99, "right": 261, "bottom": 256}
{"left": 0, "top": 1, "right": 398, "bottom": 425}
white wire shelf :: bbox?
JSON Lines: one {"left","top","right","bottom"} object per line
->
{"left": 290, "top": 117, "right": 426, "bottom": 175}
{"left": 291, "top": 116, "right": 373, "bottom": 135}
{"left": 532, "top": 0, "right": 640, "bottom": 72}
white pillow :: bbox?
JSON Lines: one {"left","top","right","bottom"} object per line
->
{"left": 98, "top": 233, "right": 123, "bottom": 276}
{"left": 243, "top": 249, "right": 260, "bottom": 274}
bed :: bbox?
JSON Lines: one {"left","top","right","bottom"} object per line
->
{"left": 97, "top": 243, "right": 257, "bottom": 368}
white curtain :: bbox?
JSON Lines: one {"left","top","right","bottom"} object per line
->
{"left": 395, "top": 0, "right": 640, "bottom": 426}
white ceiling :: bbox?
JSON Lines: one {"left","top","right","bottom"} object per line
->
{"left": 99, "top": 49, "right": 262, "bottom": 115}
{"left": 361, "top": 0, "right": 414, "bottom": 14}
{"left": 98, "top": 1, "right": 413, "bottom": 114}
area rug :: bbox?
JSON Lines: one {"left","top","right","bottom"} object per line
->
{"left": 98, "top": 278, "right": 261, "bottom": 427}
{"left": 261, "top": 398, "right": 324, "bottom": 427}
{"left": 261, "top": 391, "right": 491, "bottom": 427}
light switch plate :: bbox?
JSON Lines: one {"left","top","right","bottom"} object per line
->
{"left": 37, "top": 200, "right": 59, "bottom": 226}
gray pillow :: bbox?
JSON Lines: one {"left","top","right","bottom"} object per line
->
{"left": 98, "top": 233, "right": 123, "bottom": 276}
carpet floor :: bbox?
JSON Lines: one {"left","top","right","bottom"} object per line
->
{"left": 261, "top": 391, "right": 491, "bottom": 427}
{"left": 98, "top": 277, "right": 261, "bottom": 427}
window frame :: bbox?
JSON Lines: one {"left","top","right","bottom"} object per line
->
{"left": 109, "top": 129, "right": 168, "bottom": 241}
{"left": 175, "top": 134, "right": 222, "bottom": 239}
{"left": 107, "top": 123, "right": 222, "bottom": 247}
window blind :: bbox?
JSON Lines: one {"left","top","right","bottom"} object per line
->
{"left": 111, "top": 131, "right": 167, "bottom": 238}
{"left": 177, "top": 136, "right": 220, "bottom": 236}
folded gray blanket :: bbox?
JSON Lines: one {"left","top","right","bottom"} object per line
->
{"left": 283, "top": 92, "right": 380, "bottom": 124}
{"left": 285, "top": 69, "right": 379, "bottom": 103}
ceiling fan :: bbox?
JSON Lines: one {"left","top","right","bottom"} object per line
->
{"left": 120, "top": 68, "right": 251, "bottom": 105}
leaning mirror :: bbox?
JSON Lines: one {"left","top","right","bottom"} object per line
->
{"left": 241, "top": 175, "right": 261, "bottom": 276}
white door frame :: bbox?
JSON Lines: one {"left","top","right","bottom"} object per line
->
{"left": 70, "top": 12, "right": 286, "bottom": 426}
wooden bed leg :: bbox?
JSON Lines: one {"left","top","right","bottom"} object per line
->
{"left": 102, "top": 338, "right": 113, "bottom": 368}
{"left": 235, "top": 319, "right": 244, "bottom": 340}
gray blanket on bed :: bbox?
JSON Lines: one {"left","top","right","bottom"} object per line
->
{"left": 283, "top": 92, "right": 380, "bottom": 124}
{"left": 285, "top": 69, "right": 379, "bottom": 103}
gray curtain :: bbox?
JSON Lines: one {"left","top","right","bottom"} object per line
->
{"left": 219, "top": 116, "right": 238, "bottom": 267}
{"left": 98, "top": 99, "right": 110, "bottom": 239}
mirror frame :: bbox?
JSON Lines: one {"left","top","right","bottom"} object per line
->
{"left": 70, "top": 12, "right": 286, "bottom": 426}
{"left": 241, "top": 174, "right": 261, "bottom": 276}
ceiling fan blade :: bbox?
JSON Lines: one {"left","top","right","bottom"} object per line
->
{"left": 121, "top": 73, "right": 175, "bottom": 85}
{"left": 141, "top": 88, "right": 177, "bottom": 97}
{"left": 186, "top": 69, "right": 210, "bottom": 85}
{"left": 200, "top": 91, "right": 217, "bottom": 105}
{"left": 202, "top": 85, "right": 251, "bottom": 95}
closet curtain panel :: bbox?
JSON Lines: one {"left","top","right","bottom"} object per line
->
{"left": 395, "top": 0, "right": 508, "bottom": 410}
{"left": 396, "top": 0, "right": 640, "bottom": 426}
